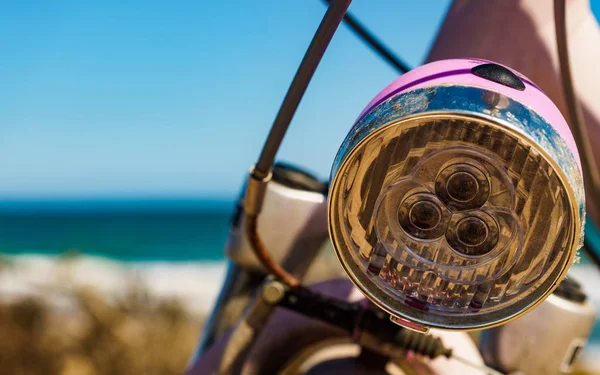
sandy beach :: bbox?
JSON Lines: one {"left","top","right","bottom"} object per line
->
{"left": 0, "top": 255, "right": 226, "bottom": 317}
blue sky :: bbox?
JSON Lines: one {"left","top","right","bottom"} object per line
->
{"left": 1, "top": 1, "right": 598, "bottom": 200}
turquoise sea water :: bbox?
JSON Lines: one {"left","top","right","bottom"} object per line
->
{"left": 0, "top": 199, "right": 233, "bottom": 261}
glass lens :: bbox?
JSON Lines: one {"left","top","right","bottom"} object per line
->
{"left": 329, "top": 115, "right": 575, "bottom": 327}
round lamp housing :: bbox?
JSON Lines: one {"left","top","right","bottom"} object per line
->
{"left": 328, "top": 59, "right": 585, "bottom": 331}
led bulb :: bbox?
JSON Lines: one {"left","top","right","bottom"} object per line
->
{"left": 328, "top": 59, "right": 585, "bottom": 331}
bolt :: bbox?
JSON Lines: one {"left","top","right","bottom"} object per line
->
{"left": 262, "top": 281, "right": 287, "bottom": 304}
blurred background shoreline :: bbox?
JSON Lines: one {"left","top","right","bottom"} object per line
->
{"left": 0, "top": 198, "right": 235, "bottom": 374}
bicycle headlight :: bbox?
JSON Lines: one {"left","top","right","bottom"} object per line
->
{"left": 328, "top": 59, "right": 585, "bottom": 331}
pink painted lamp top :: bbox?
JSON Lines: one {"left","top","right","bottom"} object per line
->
{"left": 357, "top": 58, "right": 581, "bottom": 169}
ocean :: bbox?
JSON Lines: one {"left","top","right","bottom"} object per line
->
{"left": 0, "top": 199, "right": 234, "bottom": 261}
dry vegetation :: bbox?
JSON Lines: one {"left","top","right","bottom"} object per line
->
{"left": 0, "top": 258, "right": 203, "bottom": 375}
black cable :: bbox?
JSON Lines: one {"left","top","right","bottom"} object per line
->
{"left": 253, "top": 0, "right": 351, "bottom": 177}
{"left": 322, "top": 0, "right": 411, "bottom": 74}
